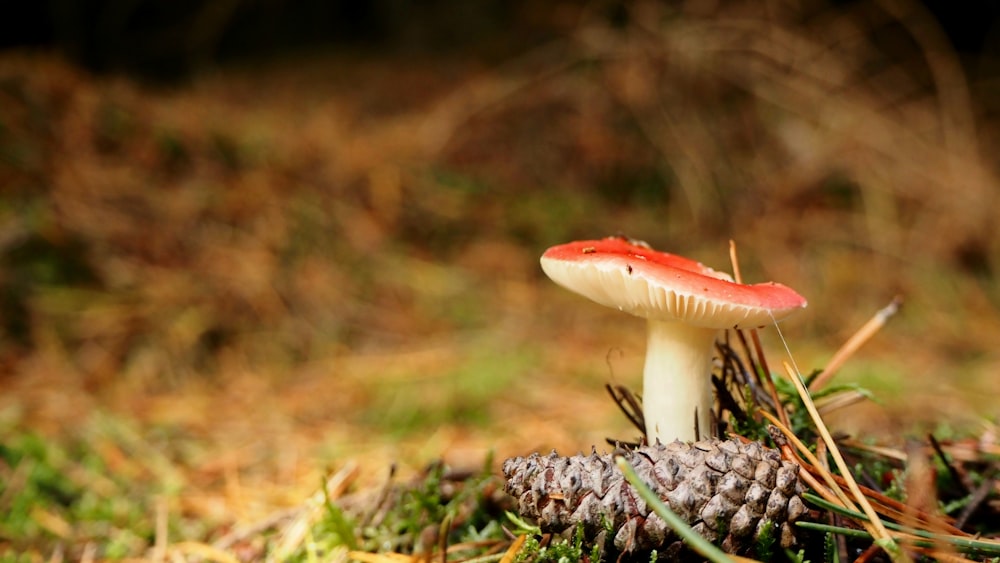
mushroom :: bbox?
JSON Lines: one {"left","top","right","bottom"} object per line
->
{"left": 540, "top": 236, "right": 807, "bottom": 444}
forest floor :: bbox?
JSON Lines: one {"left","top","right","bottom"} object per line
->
{"left": 2, "top": 3, "right": 1000, "bottom": 559}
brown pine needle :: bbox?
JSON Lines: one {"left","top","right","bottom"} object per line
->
{"left": 728, "top": 240, "right": 792, "bottom": 431}
{"left": 445, "top": 539, "right": 508, "bottom": 554}
{"left": 349, "top": 552, "right": 416, "bottom": 563}
{"left": 766, "top": 418, "right": 958, "bottom": 557}
{"left": 761, "top": 411, "right": 860, "bottom": 513}
{"left": 781, "top": 361, "right": 907, "bottom": 561}
{"left": 728, "top": 239, "right": 744, "bottom": 284}
{"left": 498, "top": 535, "right": 526, "bottom": 563}
{"left": 749, "top": 328, "right": 789, "bottom": 429}
{"left": 815, "top": 389, "right": 870, "bottom": 415}
{"left": 799, "top": 453, "right": 966, "bottom": 536}
{"left": 810, "top": 296, "right": 903, "bottom": 390}
{"left": 836, "top": 439, "right": 908, "bottom": 461}
{"left": 766, "top": 414, "right": 956, "bottom": 557}
{"left": 850, "top": 482, "right": 967, "bottom": 537}
{"left": 169, "top": 541, "right": 244, "bottom": 563}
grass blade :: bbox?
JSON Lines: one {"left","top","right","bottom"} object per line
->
{"left": 797, "top": 521, "right": 1000, "bottom": 557}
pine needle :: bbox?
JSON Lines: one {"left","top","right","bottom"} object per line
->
{"left": 169, "top": 541, "right": 244, "bottom": 563}
{"left": 497, "top": 535, "right": 526, "bottom": 563}
{"left": 780, "top": 361, "right": 909, "bottom": 562}
{"left": 810, "top": 296, "right": 902, "bottom": 390}
{"left": 728, "top": 240, "right": 792, "bottom": 432}
{"left": 348, "top": 551, "right": 417, "bottom": 563}
{"left": 761, "top": 411, "right": 860, "bottom": 513}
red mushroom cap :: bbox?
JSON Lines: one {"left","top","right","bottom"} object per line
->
{"left": 540, "top": 237, "right": 807, "bottom": 329}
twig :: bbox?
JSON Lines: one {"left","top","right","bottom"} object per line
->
{"left": 362, "top": 463, "right": 398, "bottom": 529}
{"left": 810, "top": 296, "right": 902, "bottom": 390}
{"left": 732, "top": 330, "right": 770, "bottom": 412}
{"left": 717, "top": 339, "right": 757, "bottom": 401}
{"left": 815, "top": 389, "right": 869, "bottom": 415}
{"left": 605, "top": 383, "right": 645, "bottom": 438}
{"left": 929, "top": 433, "right": 972, "bottom": 496}
{"left": 954, "top": 473, "right": 996, "bottom": 530}
{"left": 837, "top": 438, "right": 908, "bottom": 461}
{"left": 728, "top": 240, "right": 745, "bottom": 286}
{"left": 748, "top": 329, "right": 790, "bottom": 428}
{"left": 712, "top": 367, "right": 749, "bottom": 431}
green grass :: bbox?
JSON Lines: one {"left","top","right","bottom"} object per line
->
{"left": 0, "top": 421, "right": 163, "bottom": 559}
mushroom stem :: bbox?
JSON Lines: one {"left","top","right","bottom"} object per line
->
{"left": 643, "top": 319, "right": 716, "bottom": 444}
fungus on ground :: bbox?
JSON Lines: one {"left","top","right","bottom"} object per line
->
{"left": 540, "top": 236, "right": 807, "bottom": 444}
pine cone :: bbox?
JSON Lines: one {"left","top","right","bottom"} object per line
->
{"left": 502, "top": 438, "right": 808, "bottom": 557}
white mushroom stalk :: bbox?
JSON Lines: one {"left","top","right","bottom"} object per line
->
{"left": 540, "top": 236, "right": 807, "bottom": 445}
{"left": 642, "top": 319, "right": 716, "bottom": 443}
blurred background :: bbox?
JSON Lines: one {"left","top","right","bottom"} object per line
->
{"left": 2, "top": 0, "right": 1000, "bottom": 555}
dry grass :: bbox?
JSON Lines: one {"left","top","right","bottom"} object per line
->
{"left": 1, "top": 0, "right": 1000, "bottom": 559}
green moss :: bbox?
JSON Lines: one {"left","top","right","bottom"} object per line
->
{"left": 285, "top": 459, "right": 506, "bottom": 562}
{"left": 0, "top": 417, "right": 192, "bottom": 560}
{"left": 515, "top": 524, "right": 592, "bottom": 563}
